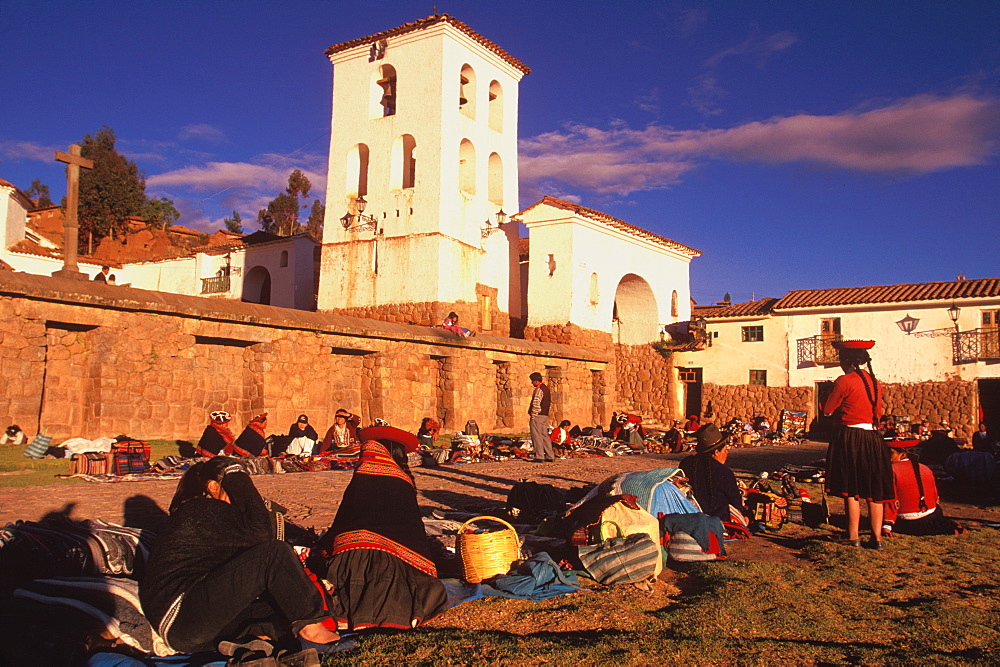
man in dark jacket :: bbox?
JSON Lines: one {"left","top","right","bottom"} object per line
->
{"left": 528, "top": 372, "right": 554, "bottom": 462}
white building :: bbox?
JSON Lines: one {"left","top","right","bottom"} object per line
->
{"left": 317, "top": 14, "right": 529, "bottom": 334}
{"left": 675, "top": 278, "right": 1000, "bottom": 438}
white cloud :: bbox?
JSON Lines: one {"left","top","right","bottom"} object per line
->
{"left": 179, "top": 124, "right": 227, "bottom": 143}
{"left": 0, "top": 140, "right": 57, "bottom": 162}
{"left": 519, "top": 94, "right": 1000, "bottom": 196}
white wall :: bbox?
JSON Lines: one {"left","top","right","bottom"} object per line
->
{"left": 520, "top": 204, "right": 695, "bottom": 342}
{"left": 1, "top": 186, "right": 28, "bottom": 250}
{"left": 677, "top": 315, "right": 789, "bottom": 386}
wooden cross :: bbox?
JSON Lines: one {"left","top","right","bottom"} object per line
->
{"left": 52, "top": 144, "right": 93, "bottom": 279}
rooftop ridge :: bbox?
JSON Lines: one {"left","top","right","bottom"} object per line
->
{"left": 326, "top": 14, "right": 531, "bottom": 75}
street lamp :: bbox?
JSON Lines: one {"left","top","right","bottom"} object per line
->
{"left": 481, "top": 208, "right": 508, "bottom": 238}
{"left": 947, "top": 303, "right": 961, "bottom": 331}
{"left": 341, "top": 196, "right": 380, "bottom": 232}
{"left": 896, "top": 314, "right": 919, "bottom": 335}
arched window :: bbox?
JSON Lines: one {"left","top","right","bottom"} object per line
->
{"left": 589, "top": 273, "right": 600, "bottom": 305}
{"left": 391, "top": 134, "right": 417, "bottom": 189}
{"left": 279, "top": 250, "right": 289, "bottom": 268}
{"left": 459, "top": 139, "right": 476, "bottom": 195}
{"left": 346, "top": 143, "right": 369, "bottom": 197}
{"left": 488, "top": 80, "right": 503, "bottom": 131}
{"left": 459, "top": 64, "right": 476, "bottom": 118}
{"left": 371, "top": 64, "right": 396, "bottom": 117}
{"left": 487, "top": 152, "right": 503, "bottom": 206}
{"left": 671, "top": 290, "right": 679, "bottom": 318}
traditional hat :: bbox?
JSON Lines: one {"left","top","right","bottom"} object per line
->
{"left": 831, "top": 340, "right": 875, "bottom": 350}
{"left": 359, "top": 425, "right": 420, "bottom": 453}
{"left": 297, "top": 414, "right": 309, "bottom": 423}
{"left": 250, "top": 412, "right": 267, "bottom": 424}
{"left": 210, "top": 410, "right": 231, "bottom": 423}
{"left": 694, "top": 423, "right": 730, "bottom": 455}
{"left": 886, "top": 437, "right": 920, "bottom": 448}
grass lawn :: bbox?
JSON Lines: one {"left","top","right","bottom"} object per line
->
{"left": 325, "top": 525, "right": 1000, "bottom": 666}
{"left": 0, "top": 440, "right": 185, "bottom": 487}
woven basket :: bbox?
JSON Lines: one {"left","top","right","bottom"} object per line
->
{"left": 457, "top": 515, "right": 520, "bottom": 583}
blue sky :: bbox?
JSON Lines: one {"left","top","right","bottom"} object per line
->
{"left": 2, "top": 1, "right": 998, "bottom": 305}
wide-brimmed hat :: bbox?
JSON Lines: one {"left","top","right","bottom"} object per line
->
{"left": 831, "top": 340, "right": 875, "bottom": 350}
{"left": 694, "top": 423, "right": 730, "bottom": 455}
{"left": 297, "top": 414, "right": 309, "bottom": 423}
{"left": 359, "top": 425, "right": 420, "bottom": 453}
{"left": 886, "top": 437, "right": 920, "bottom": 448}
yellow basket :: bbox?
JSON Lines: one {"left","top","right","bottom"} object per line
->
{"left": 457, "top": 515, "right": 521, "bottom": 583}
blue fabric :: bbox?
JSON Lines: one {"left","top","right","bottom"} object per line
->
{"left": 440, "top": 578, "right": 484, "bottom": 609}
{"left": 616, "top": 468, "right": 698, "bottom": 517}
{"left": 481, "top": 552, "right": 581, "bottom": 600}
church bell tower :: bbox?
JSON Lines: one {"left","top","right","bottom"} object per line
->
{"left": 317, "top": 15, "right": 530, "bottom": 335}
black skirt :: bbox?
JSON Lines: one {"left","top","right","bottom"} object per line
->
{"left": 825, "top": 426, "right": 893, "bottom": 501}
{"left": 325, "top": 549, "right": 448, "bottom": 631}
{"left": 893, "top": 506, "right": 962, "bottom": 536}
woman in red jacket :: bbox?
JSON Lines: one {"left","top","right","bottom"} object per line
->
{"left": 822, "top": 340, "right": 893, "bottom": 549}
{"left": 884, "top": 440, "right": 965, "bottom": 536}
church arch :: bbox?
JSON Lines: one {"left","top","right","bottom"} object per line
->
{"left": 488, "top": 80, "right": 503, "bottom": 131}
{"left": 459, "top": 139, "right": 476, "bottom": 195}
{"left": 391, "top": 134, "right": 417, "bottom": 189}
{"left": 371, "top": 64, "right": 397, "bottom": 117}
{"left": 346, "top": 143, "right": 369, "bottom": 198}
{"left": 242, "top": 266, "right": 272, "bottom": 305}
{"left": 487, "top": 152, "right": 503, "bottom": 206}
{"left": 612, "top": 273, "right": 659, "bottom": 345}
{"left": 459, "top": 64, "right": 476, "bottom": 118}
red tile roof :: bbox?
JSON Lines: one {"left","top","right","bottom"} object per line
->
{"left": 694, "top": 298, "right": 779, "bottom": 318}
{"left": 519, "top": 196, "right": 701, "bottom": 257}
{"left": 325, "top": 14, "right": 531, "bottom": 75}
{"left": 774, "top": 278, "right": 1000, "bottom": 309}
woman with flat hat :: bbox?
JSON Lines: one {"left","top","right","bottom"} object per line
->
{"left": 822, "top": 340, "right": 893, "bottom": 549}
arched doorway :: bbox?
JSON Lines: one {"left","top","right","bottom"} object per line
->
{"left": 242, "top": 265, "right": 271, "bottom": 305}
{"left": 612, "top": 274, "right": 659, "bottom": 344}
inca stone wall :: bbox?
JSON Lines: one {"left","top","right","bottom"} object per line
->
{"left": 0, "top": 272, "right": 609, "bottom": 441}
{"left": 334, "top": 296, "right": 511, "bottom": 338}
{"left": 613, "top": 343, "right": 677, "bottom": 425}
{"left": 702, "top": 383, "right": 813, "bottom": 427}
{"left": 882, "top": 380, "right": 976, "bottom": 439}
{"left": 523, "top": 322, "right": 613, "bottom": 350}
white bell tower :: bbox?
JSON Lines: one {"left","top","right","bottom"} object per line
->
{"left": 317, "top": 15, "right": 529, "bottom": 335}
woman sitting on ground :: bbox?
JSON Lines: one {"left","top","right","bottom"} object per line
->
{"left": 232, "top": 412, "right": 269, "bottom": 457}
{"left": 319, "top": 426, "right": 448, "bottom": 630}
{"left": 417, "top": 417, "right": 441, "bottom": 448}
{"left": 195, "top": 411, "right": 235, "bottom": 457}
{"left": 140, "top": 457, "right": 341, "bottom": 655}
{"left": 884, "top": 440, "right": 965, "bottom": 536}
{"left": 550, "top": 419, "right": 573, "bottom": 458}
{"left": 680, "top": 424, "right": 748, "bottom": 525}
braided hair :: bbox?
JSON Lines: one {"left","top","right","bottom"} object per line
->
{"left": 840, "top": 347, "right": 880, "bottom": 426}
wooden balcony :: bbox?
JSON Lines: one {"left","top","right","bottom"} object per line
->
{"left": 797, "top": 334, "right": 842, "bottom": 366}
{"left": 953, "top": 327, "right": 1000, "bottom": 363}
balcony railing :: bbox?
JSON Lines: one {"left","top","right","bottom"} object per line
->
{"left": 200, "top": 275, "right": 230, "bottom": 295}
{"left": 796, "top": 334, "right": 842, "bottom": 366}
{"left": 953, "top": 327, "right": 1000, "bottom": 364}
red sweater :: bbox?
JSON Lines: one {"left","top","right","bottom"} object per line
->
{"left": 884, "top": 459, "right": 938, "bottom": 522}
{"left": 822, "top": 370, "right": 882, "bottom": 426}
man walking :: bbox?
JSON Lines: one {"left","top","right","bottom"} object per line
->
{"left": 528, "top": 372, "right": 554, "bottom": 462}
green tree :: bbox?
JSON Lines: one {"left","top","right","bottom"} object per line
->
{"left": 257, "top": 169, "right": 315, "bottom": 236}
{"left": 223, "top": 210, "right": 244, "bottom": 234}
{"left": 305, "top": 199, "right": 325, "bottom": 240}
{"left": 78, "top": 126, "right": 146, "bottom": 253}
{"left": 24, "top": 179, "right": 53, "bottom": 208}
{"left": 144, "top": 197, "right": 180, "bottom": 230}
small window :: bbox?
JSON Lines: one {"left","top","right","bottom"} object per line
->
{"left": 279, "top": 250, "right": 289, "bottom": 268}
{"left": 459, "top": 139, "right": 476, "bottom": 194}
{"left": 481, "top": 295, "right": 492, "bottom": 331}
{"left": 749, "top": 370, "right": 767, "bottom": 386}
{"left": 820, "top": 317, "right": 841, "bottom": 335}
{"left": 459, "top": 64, "right": 476, "bottom": 118}
{"left": 589, "top": 273, "right": 599, "bottom": 305}
{"left": 391, "top": 134, "right": 416, "bottom": 189}
{"left": 742, "top": 325, "right": 764, "bottom": 342}
{"left": 487, "top": 152, "right": 503, "bottom": 205}
{"left": 983, "top": 310, "right": 999, "bottom": 328}
{"left": 671, "top": 290, "right": 679, "bottom": 318}
{"left": 372, "top": 64, "right": 396, "bottom": 117}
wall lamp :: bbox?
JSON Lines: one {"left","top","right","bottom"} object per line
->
{"left": 896, "top": 314, "right": 919, "bottom": 335}
{"left": 480, "top": 209, "right": 508, "bottom": 239}
{"left": 947, "top": 303, "right": 961, "bottom": 331}
{"left": 341, "top": 196, "right": 380, "bottom": 233}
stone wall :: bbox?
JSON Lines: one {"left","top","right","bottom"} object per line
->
{"left": 883, "top": 380, "right": 977, "bottom": 440}
{"left": 614, "top": 343, "right": 677, "bottom": 426}
{"left": 701, "top": 380, "right": 978, "bottom": 439}
{"left": 523, "top": 322, "right": 613, "bottom": 350}
{"left": 0, "top": 272, "right": 608, "bottom": 441}
{"left": 702, "top": 383, "right": 813, "bottom": 427}
{"left": 334, "top": 297, "right": 511, "bottom": 338}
